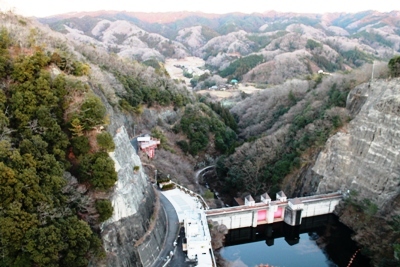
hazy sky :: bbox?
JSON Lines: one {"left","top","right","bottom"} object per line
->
{"left": 3, "top": 0, "right": 400, "bottom": 17}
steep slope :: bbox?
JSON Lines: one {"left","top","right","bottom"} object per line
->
{"left": 100, "top": 126, "right": 166, "bottom": 267}
{"left": 0, "top": 14, "right": 107, "bottom": 267}
{"left": 314, "top": 78, "right": 400, "bottom": 205}
{"left": 55, "top": 18, "right": 189, "bottom": 61}
{"left": 176, "top": 25, "right": 219, "bottom": 52}
{"left": 310, "top": 78, "right": 400, "bottom": 265}
{"left": 0, "top": 11, "right": 199, "bottom": 267}
{"left": 216, "top": 62, "right": 389, "bottom": 203}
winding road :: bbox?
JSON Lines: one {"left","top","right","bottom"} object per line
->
{"left": 194, "top": 165, "right": 214, "bottom": 194}
{"left": 151, "top": 192, "right": 180, "bottom": 267}
{"left": 150, "top": 166, "right": 215, "bottom": 266}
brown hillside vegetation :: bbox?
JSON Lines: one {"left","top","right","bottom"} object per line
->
{"left": 218, "top": 62, "right": 389, "bottom": 198}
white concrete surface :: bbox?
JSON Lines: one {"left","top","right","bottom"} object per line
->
{"left": 161, "top": 189, "right": 202, "bottom": 223}
{"left": 161, "top": 188, "right": 213, "bottom": 266}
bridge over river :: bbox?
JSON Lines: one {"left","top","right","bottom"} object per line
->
{"left": 205, "top": 191, "right": 342, "bottom": 229}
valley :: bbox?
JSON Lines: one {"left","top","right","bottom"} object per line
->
{"left": 1, "top": 7, "right": 400, "bottom": 267}
{"left": 196, "top": 85, "right": 261, "bottom": 102}
{"left": 164, "top": 56, "right": 206, "bottom": 82}
{"left": 165, "top": 56, "right": 262, "bottom": 101}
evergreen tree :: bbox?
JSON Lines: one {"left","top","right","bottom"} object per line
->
{"left": 389, "top": 55, "right": 400, "bottom": 77}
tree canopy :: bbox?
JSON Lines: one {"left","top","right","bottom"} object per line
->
{"left": 388, "top": 55, "right": 400, "bottom": 77}
{"left": 174, "top": 103, "right": 237, "bottom": 155}
{"left": 0, "top": 27, "right": 106, "bottom": 266}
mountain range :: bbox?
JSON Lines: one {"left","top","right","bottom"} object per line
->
{"left": 39, "top": 10, "right": 400, "bottom": 85}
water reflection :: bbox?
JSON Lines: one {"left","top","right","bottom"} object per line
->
{"left": 220, "top": 215, "right": 370, "bottom": 267}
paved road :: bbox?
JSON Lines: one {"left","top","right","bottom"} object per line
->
{"left": 168, "top": 227, "right": 197, "bottom": 267}
{"left": 194, "top": 165, "right": 214, "bottom": 194}
{"left": 151, "top": 192, "right": 180, "bottom": 267}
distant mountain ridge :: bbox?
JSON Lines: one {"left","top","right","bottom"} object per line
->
{"left": 39, "top": 10, "right": 400, "bottom": 85}
{"left": 41, "top": 10, "right": 222, "bottom": 24}
{"left": 40, "top": 10, "right": 400, "bottom": 31}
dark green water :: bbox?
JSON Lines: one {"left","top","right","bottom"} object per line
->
{"left": 220, "top": 215, "right": 370, "bottom": 267}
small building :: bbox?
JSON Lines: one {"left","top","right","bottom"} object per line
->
{"left": 137, "top": 136, "right": 151, "bottom": 142}
{"left": 318, "top": 69, "right": 332, "bottom": 75}
{"left": 230, "top": 79, "right": 238, "bottom": 85}
{"left": 288, "top": 198, "right": 304, "bottom": 210}
{"left": 137, "top": 134, "right": 160, "bottom": 159}
{"left": 183, "top": 211, "right": 213, "bottom": 266}
{"left": 276, "top": 191, "right": 287, "bottom": 202}
{"left": 245, "top": 195, "right": 255, "bottom": 206}
{"left": 261, "top": 193, "right": 271, "bottom": 205}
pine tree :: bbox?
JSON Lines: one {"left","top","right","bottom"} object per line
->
{"left": 69, "top": 118, "right": 84, "bottom": 136}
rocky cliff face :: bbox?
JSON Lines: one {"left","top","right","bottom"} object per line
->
{"left": 314, "top": 78, "right": 400, "bottom": 207}
{"left": 99, "top": 126, "right": 166, "bottom": 267}
{"left": 106, "top": 126, "right": 149, "bottom": 224}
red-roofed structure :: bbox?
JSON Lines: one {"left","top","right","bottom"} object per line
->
{"left": 138, "top": 136, "right": 160, "bottom": 158}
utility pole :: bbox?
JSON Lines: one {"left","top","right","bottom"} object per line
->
{"left": 369, "top": 61, "right": 375, "bottom": 88}
{"left": 371, "top": 61, "right": 375, "bottom": 81}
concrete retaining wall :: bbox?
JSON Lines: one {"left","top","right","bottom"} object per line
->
{"left": 301, "top": 198, "right": 341, "bottom": 218}
{"left": 137, "top": 203, "right": 167, "bottom": 266}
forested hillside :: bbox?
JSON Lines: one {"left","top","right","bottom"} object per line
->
{"left": 41, "top": 10, "right": 400, "bottom": 87}
{"left": 216, "top": 63, "right": 389, "bottom": 197}
{"left": 0, "top": 12, "right": 239, "bottom": 266}
{"left": 0, "top": 26, "right": 106, "bottom": 266}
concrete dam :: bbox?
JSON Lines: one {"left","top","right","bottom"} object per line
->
{"left": 205, "top": 191, "right": 342, "bottom": 229}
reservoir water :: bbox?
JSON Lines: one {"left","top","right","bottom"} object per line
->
{"left": 219, "top": 215, "right": 370, "bottom": 267}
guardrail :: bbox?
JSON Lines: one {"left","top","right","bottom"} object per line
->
{"left": 171, "top": 181, "right": 210, "bottom": 210}
{"left": 164, "top": 181, "right": 215, "bottom": 266}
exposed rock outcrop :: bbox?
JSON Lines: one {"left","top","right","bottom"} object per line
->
{"left": 209, "top": 220, "right": 228, "bottom": 250}
{"left": 100, "top": 126, "right": 166, "bottom": 267}
{"left": 314, "top": 78, "right": 400, "bottom": 208}
{"left": 105, "top": 126, "right": 149, "bottom": 223}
